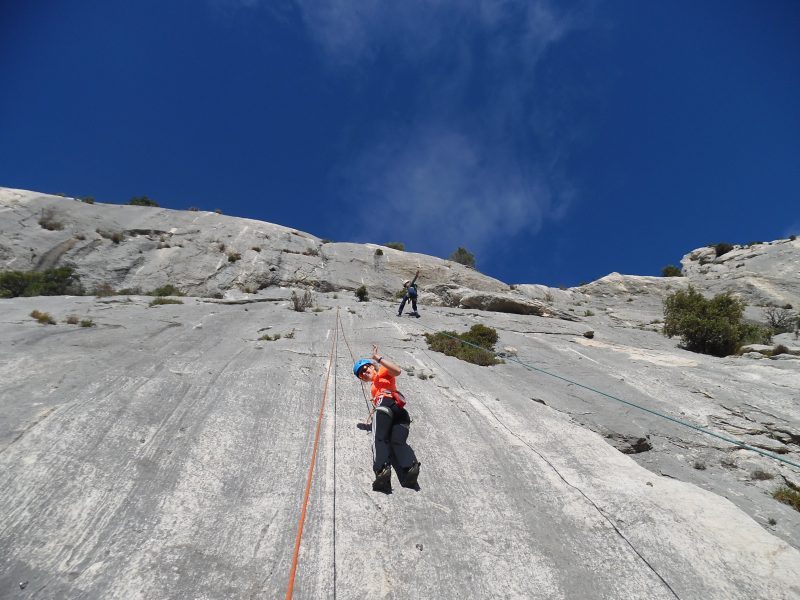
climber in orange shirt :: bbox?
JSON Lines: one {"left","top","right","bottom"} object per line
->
{"left": 353, "top": 344, "right": 420, "bottom": 493}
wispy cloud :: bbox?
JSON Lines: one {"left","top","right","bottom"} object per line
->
{"left": 288, "top": 1, "right": 589, "bottom": 258}
{"left": 340, "top": 124, "right": 572, "bottom": 258}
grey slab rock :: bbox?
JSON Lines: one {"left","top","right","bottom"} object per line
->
{"left": 2, "top": 186, "right": 800, "bottom": 599}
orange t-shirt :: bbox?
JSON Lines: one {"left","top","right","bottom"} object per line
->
{"left": 370, "top": 366, "right": 397, "bottom": 406}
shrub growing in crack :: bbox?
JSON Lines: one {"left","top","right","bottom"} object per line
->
{"left": 772, "top": 486, "right": 800, "bottom": 512}
{"left": 0, "top": 267, "right": 82, "bottom": 297}
{"left": 291, "top": 290, "right": 313, "bottom": 312}
{"left": 30, "top": 310, "right": 56, "bottom": 325}
{"left": 425, "top": 325, "right": 501, "bottom": 366}
{"left": 354, "top": 286, "right": 369, "bottom": 302}
{"left": 763, "top": 306, "right": 796, "bottom": 333}
{"left": 663, "top": 286, "right": 764, "bottom": 357}
{"left": 38, "top": 208, "right": 64, "bottom": 231}
{"left": 149, "top": 297, "right": 183, "bottom": 307}
{"left": 94, "top": 283, "right": 116, "bottom": 297}
{"left": 150, "top": 284, "right": 184, "bottom": 297}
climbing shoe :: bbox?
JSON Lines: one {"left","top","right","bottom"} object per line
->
{"left": 402, "top": 461, "right": 421, "bottom": 488}
{"left": 372, "top": 464, "right": 392, "bottom": 493}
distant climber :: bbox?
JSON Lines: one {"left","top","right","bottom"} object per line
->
{"left": 353, "top": 345, "right": 420, "bottom": 493}
{"left": 397, "top": 269, "right": 420, "bottom": 317}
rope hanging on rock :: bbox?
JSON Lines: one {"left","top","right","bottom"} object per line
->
{"left": 285, "top": 311, "right": 339, "bottom": 600}
{"left": 417, "top": 322, "right": 800, "bottom": 471}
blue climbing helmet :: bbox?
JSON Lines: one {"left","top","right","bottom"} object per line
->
{"left": 353, "top": 358, "right": 373, "bottom": 378}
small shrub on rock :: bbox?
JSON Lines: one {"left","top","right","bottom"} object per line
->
{"left": 94, "top": 283, "right": 116, "bottom": 297}
{"left": 228, "top": 252, "right": 242, "bottom": 262}
{"left": 763, "top": 306, "right": 796, "bottom": 333}
{"left": 80, "top": 319, "right": 95, "bottom": 327}
{"left": 448, "top": 246, "right": 476, "bottom": 268}
{"left": 713, "top": 242, "right": 734, "bottom": 257}
{"left": 772, "top": 344, "right": 790, "bottom": 356}
{"left": 30, "top": 310, "right": 56, "bottom": 325}
{"left": 663, "top": 286, "right": 751, "bottom": 357}
{"left": 128, "top": 196, "right": 159, "bottom": 207}
{"left": 773, "top": 486, "right": 800, "bottom": 512}
{"left": 291, "top": 290, "right": 313, "bottom": 312}
{"left": 65, "top": 314, "right": 80, "bottom": 325}
{"left": 661, "top": 265, "right": 682, "bottom": 277}
{"left": 80, "top": 196, "right": 95, "bottom": 204}
{"left": 374, "top": 248, "right": 383, "bottom": 256}
{"left": 0, "top": 267, "right": 82, "bottom": 298}
{"left": 355, "top": 286, "right": 369, "bottom": 302}
{"left": 150, "top": 284, "right": 183, "bottom": 297}
{"left": 739, "top": 322, "right": 772, "bottom": 346}
{"left": 38, "top": 208, "right": 64, "bottom": 231}
{"left": 425, "top": 324, "right": 500, "bottom": 366}
{"left": 385, "top": 242, "right": 405, "bottom": 251}
{"left": 149, "top": 297, "right": 183, "bottom": 307}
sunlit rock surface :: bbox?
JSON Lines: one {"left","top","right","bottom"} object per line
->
{"left": 2, "top": 187, "right": 799, "bottom": 599}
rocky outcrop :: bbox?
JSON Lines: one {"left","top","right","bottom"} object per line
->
{"left": 2, "top": 186, "right": 800, "bottom": 598}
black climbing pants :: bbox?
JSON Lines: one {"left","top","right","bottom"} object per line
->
{"left": 372, "top": 397, "right": 417, "bottom": 474}
{"left": 398, "top": 293, "right": 417, "bottom": 315}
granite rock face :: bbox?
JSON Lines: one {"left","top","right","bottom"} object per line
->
{"left": 2, "top": 187, "right": 800, "bottom": 599}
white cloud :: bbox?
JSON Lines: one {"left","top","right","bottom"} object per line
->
{"left": 289, "top": 1, "right": 588, "bottom": 257}
{"left": 341, "top": 125, "right": 571, "bottom": 257}
{"left": 293, "top": 0, "right": 573, "bottom": 68}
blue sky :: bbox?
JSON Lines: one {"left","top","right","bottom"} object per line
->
{"left": 1, "top": 1, "right": 799, "bottom": 287}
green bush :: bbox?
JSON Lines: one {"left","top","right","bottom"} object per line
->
{"left": 773, "top": 486, "right": 800, "bottom": 512}
{"left": 763, "top": 306, "right": 796, "bottom": 333}
{"left": 80, "top": 196, "right": 95, "bottom": 204}
{"left": 448, "top": 246, "right": 476, "bottom": 268}
{"left": 355, "top": 285, "right": 369, "bottom": 302}
{"left": 38, "top": 208, "right": 64, "bottom": 231}
{"left": 661, "top": 265, "right": 683, "bottom": 277}
{"left": 149, "top": 284, "right": 183, "bottom": 297}
{"left": 713, "top": 242, "right": 734, "bottom": 257}
{"left": 228, "top": 252, "right": 242, "bottom": 262}
{"left": 93, "top": 283, "right": 116, "bottom": 297}
{"left": 291, "top": 290, "right": 313, "bottom": 312}
{"left": 30, "top": 310, "right": 56, "bottom": 325}
{"left": 739, "top": 322, "right": 772, "bottom": 345}
{"left": 149, "top": 297, "right": 183, "bottom": 307}
{"left": 385, "top": 242, "right": 405, "bottom": 251}
{"left": 128, "top": 196, "right": 159, "bottom": 207}
{"left": 663, "top": 286, "right": 753, "bottom": 357}
{"left": 374, "top": 248, "right": 383, "bottom": 256}
{"left": 425, "top": 324, "right": 500, "bottom": 366}
{"left": 0, "top": 267, "right": 82, "bottom": 298}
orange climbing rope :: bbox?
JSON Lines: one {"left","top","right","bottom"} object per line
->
{"left": 285, "top": 311, "right": 339, "bottom": 600}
